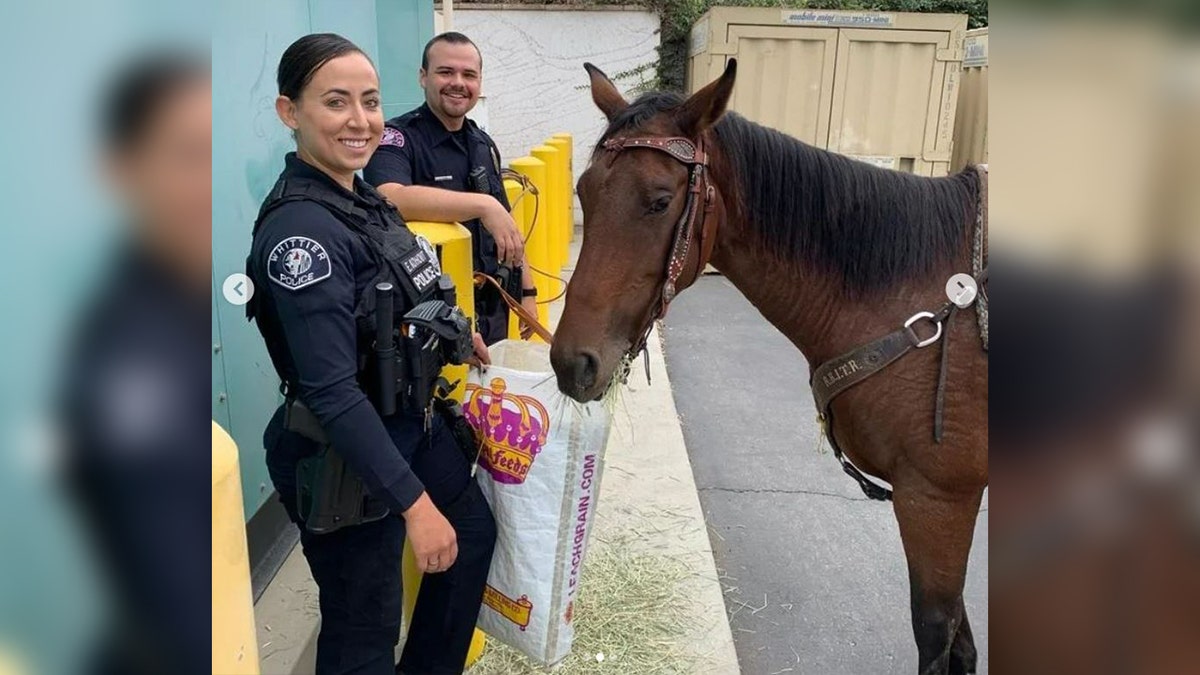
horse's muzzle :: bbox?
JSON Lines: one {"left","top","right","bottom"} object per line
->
{"left": 550, "top": 347, "right": 601, "bottom": 402}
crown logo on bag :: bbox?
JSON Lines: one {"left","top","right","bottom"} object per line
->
{"left": 465, "top": 378, "right": 550, "bottom": 485}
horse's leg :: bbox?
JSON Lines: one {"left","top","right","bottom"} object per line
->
{"left": 949, "top": 597, "right": 977, "bottom": 674}
{"left": 893, "top": 483, "right": 984, "bottom": 675}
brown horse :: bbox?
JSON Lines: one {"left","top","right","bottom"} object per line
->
{"left": 550, "top": 60, "right": 988, "bottom": 675}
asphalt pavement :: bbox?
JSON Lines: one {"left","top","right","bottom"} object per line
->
{"left": 662, "top": 275, "right": 989, "bottom": 675}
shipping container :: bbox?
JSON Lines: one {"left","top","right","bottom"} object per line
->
{"left": 688, "top": 7, "right": 968, "bottom": 176}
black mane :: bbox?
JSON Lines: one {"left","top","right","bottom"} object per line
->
{"left": 596, "top": 92, "right": 979, "bottom": 294}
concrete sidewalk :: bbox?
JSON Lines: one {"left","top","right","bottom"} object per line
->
{"left": 252, "top": 228, "right": 739, "bottom": 674}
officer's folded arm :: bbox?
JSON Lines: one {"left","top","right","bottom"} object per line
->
{"left": 376, "top": 181, "right": 525, "bottom": 265}
{"left": 375, "top": 182, "right": 498, "bottom": 223}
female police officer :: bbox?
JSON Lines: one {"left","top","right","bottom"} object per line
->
{"left": 246, "top": 33, "right": 496, "bottom": 675}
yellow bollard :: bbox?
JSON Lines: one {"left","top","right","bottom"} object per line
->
{"left": 503, "top": 177, "right": 526, "bottom": 341}
{"left": 530, "top": 144, "right": 564, "bottom": 290}
{"left": 504, "top": 177, "right": 527, "bottom": 244}
{"left": 0, "top": 645, "right": 29, "bottom": 675}
{"left": 510, "top": 156, "right": 552, "bottom": 340}
{"left": 549, "top": 133, "right": 575, "bottom": 244}
{"left": 396, "top": 221, "right": 487, "bottom": 668}
{"left": 212, "top": 422, "right": 260, "bottom": 675}
{"left": 545, "top": 137, "right": 571, "bottom": 266}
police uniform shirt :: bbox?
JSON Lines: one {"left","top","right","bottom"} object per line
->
{"left": 363, "top": 103, "right": 510, "bottom": 276}
{"left": 248, "top": 153, "right": 427, "bottom": 514}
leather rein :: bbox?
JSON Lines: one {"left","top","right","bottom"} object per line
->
{"left": 600, "top": 135, "right": 719, "bottom": 379}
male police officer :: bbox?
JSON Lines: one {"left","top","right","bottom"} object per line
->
{"left": 365, "top": 32, "right": 537, "bottom": 345}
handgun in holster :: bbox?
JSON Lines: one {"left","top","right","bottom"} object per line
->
{"left": 286, "top": 399, "right": 389, "bottom": 535}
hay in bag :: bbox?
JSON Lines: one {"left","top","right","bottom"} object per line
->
{"left": 464, "top": 340, "right": 611, "bottom": 666}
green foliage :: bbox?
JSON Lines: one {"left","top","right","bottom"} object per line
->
{"left": 607, "top": 61, "right": 660, "bottom": 94}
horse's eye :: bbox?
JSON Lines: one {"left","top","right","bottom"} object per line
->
{"left": 647, "top": 195, "right": 671, "bottom": 215}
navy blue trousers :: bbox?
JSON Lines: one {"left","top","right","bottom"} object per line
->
{"left": 265, "top": 406, "right": 496, "bottom": 675}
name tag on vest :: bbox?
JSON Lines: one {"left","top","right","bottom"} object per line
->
{"left": 400, "top": 245, "right": 439, "bottom": 294}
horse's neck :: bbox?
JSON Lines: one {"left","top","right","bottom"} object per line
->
{"left": 703, "top": 140, "right": 848, "bottom": 364}
{"left": 708, "top": 236, "right": 844, "bottom": 365}
{"left": 704, "top": 134, "right": 973, "bottom": 364}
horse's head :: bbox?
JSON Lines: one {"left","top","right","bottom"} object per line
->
{"left": 551, "top": 60, "right": 737, "bottom": 401}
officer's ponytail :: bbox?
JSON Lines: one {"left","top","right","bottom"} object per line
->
{"left": 277, "top": 33, "right": 373, "bottom": 100}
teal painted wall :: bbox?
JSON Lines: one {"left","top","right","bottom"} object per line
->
{"left": 213, "top": 0, "right": 434, "bottom": 519}
{"left": 1, "top": 4, "right": 211, "bottom": 672}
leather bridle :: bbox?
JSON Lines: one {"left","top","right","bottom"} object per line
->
{"left": 600, "top": 135, "right": 720, "bottom": 367}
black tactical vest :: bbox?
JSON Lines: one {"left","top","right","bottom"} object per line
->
{"left": 246, "top": 175, "right": 443, "bottom": 341}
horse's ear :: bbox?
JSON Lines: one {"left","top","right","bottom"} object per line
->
{"left": 584, "top": 62, "right": 628, "bottom": 121}
{"left": 677, "top": 58, "right": 737, "bottom": 137}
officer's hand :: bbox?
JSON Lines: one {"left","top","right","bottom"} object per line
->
{"left": 520, "top": 296, "right": 538, "bottom": 340}
{"left": 403, "top": 493, "right": 458, "bottom": 574}
{"left": 481, "top": 203, "right": 525, "bottom": 266}
{"left": 466, "top": 333, "right": 491, "bottom": 370}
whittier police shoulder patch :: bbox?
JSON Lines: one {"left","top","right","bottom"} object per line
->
{"left": 381, "top": 127, "right": 405, "bottom": 148}
{"left": 268, "top": 236, "right": 332, "bottom": 291}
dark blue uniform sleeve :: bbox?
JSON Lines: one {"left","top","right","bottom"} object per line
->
{"left": 256, "top": 203, "right": 425, "bottom": 513}
{"left": 486, "top": 137, "right": 511, "bottom": 211}
{"left": 364, "top": 128, "right": 415, "bottom": 187}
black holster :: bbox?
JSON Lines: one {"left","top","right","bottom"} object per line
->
{"left": 493, "top": 263, "right": 524, "bottom": 302}
{"left": 433, "top": 396, "right": 482, "bottom": 468}
{"left": 286, "top": 399, "right": 389, "bottom": 534}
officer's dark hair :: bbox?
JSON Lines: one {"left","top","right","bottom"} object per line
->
{"left": 277, "top": 33, "right": 374, "bottom": 100}
{"left": 421, "top": 32, "right": 482, "bottom": 71}
{"left": 101, "top": 50, "right": 208, "bottom": 152}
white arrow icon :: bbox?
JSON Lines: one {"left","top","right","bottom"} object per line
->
{"left": 945, "top": 273, "right": 977, "bottom": 309}
{"left": 223, "top": 273, "right": 254, "bottom": 306}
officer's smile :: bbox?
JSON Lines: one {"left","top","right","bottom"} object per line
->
{"left": 339, "top": 137, "right": 371, "bottom": 150}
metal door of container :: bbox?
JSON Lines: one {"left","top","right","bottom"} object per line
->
{"left": 827, "top": 28, "right": 961, "bottom": 175}
{"left": 723, "top": 24, "right": 838, "bottom": 147}
{"left": 952, "top": 28, "right": 988, "bottom": 171}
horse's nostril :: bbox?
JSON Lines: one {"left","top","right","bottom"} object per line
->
{"left": 552, "top": 346, "right": 602, "bottom": 400}
{"left": 574, "top": 350, "right": 600, "bottom": 393}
